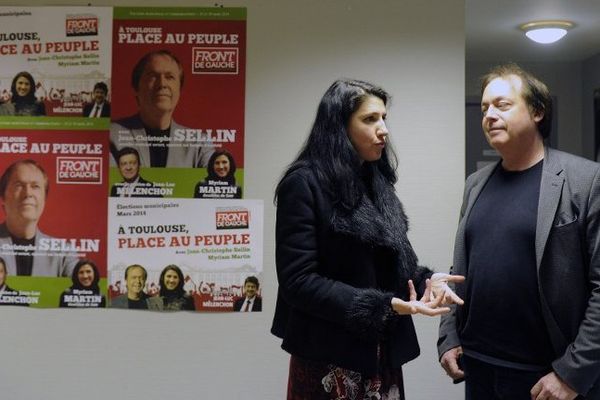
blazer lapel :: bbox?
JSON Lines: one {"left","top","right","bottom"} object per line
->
{"left": 535, "top": 148, "right": 569, "bottom": 353}
{"left": 463, "top": 164, "right": 496, "bottom": 221}
{"left": 454, "top": 163, "right": 497, "bottom": 276}
{"left": 535, "top": 148, "right": 564, "bottom": 269}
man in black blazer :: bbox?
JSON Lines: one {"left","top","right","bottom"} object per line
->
{"left": 83, "top": 82, "right": 111, "bottom": 118}
{"left": 438, "top": 64, "right": 600, "bottom": 399}
{"left": 233, "top": 276, "right": 262, "bottom": 312}
{"left": 109, "top": 264, "right": 149, "bottom": 309}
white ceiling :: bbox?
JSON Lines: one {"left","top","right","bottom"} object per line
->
{"left": 466, "top": 0, "right": 600, "bottom": 62}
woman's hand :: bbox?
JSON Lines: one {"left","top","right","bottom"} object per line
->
{"left": 429, "top": 273, "right": 465, "bottom": 306}
{"left": 391, "top": 279, "right": 450, "bottom": 316}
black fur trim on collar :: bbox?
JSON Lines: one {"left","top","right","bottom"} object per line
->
{"left": 330, "top": 180, "right": 418, "bottom": 268}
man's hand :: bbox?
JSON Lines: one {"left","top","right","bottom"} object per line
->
{"left": 440, "top": 346, "right": 464, "bottom": 381}
{"left": 430, "top": 273, "right": 465, "bottom": 305}
{"left": 391, "top": 279, "right": 450, "bottom": 316}
{"left": 530, "top": 372, "right": 578, "bottom": 400}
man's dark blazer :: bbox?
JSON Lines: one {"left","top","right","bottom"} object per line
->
{"left": 109, "top": 293, "right": 149, "bottom": 309}
{"left": 438, "top": 147, "right": 600, "bottom": 398}
{"left": 233, "top": 296, "right": 262, "bottom": 312}
{"left": 83, "top": 102, "right": 111, "bottom": 117}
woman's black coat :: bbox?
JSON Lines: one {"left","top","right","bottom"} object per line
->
{"left": 271, "top": 166, "right": 432, "bottom": 375}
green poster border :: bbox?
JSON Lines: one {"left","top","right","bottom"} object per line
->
{"left": 114, "top": 7, "right": 246, "bottom": 20}
{"left": 0, "top": 117, "right": 109, "bottom": 131}
{"left": 108, "top": 167, "right": 244, "bottom": 198}
{"left": 5, "top": 276, "right": 108, "bottom": 308}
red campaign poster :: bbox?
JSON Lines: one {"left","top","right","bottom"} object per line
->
{"left": 109, "top": 8, "right": 246, "bottom": 199}
{"left": 0, "top": 131, "right": 108, "bottom": 308}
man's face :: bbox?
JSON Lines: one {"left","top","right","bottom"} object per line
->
{"left": 126, "top": 267, "right": 146, "bottom": 298}
{"left": 2, "top": 163, "right": 46, "bottom": 228}
{"left": 93, "top": 88, "right": 106, "bottom": 104}
{"left": 0, "top": 263, "right": 6, "bottom": 287}
{"left": 136, "top": 54, "right": 182, "bottom": 117}
{"left": 118, "top": 153, "right": 140, "bottom": 182}
{"left": 480, "top": 75, "right": 542, "bottom": 150}
{"left": 244, "top": 282, "right": 258, "bottom": 298}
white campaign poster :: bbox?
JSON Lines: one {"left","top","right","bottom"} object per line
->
{"left": 0, "top": 7, "right": 112, "bottom": 118}
{"left": 108, "top": 198, "right": 263, "bottom": 312}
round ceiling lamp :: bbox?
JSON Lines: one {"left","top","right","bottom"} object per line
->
{"left": 519, "top": 20, "right": 574, "bottom": 44}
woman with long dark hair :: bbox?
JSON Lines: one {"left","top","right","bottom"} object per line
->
{"left": 59, "top": 259, "right": 105, "bottom": 308}
{"left": 271, "top": 79, "right": 464, "bottom": 399}
{"left": 147, "top": 265, "right": 195, "bottom": 311}
{"left": 193, "top": 149, "right": 242, "bottom": 199}
{"left": 0, "top": 72, "right": 46, "bottom": 116}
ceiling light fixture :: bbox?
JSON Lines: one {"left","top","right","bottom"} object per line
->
{"left": 519, "top": 20, "right": 574, "bottom": 44}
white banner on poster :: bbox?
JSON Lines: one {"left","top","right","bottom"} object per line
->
{"left": 0, "top": 7, "right": 112, "bottom": 116}
{"left": 108, "top": 198, "right": 263, "bottom": 311}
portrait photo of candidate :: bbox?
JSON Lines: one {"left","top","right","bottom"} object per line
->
{"left": 0, "top": 72, "right": 46, "bottom": 116}
{"left": 59, "top": 259, "right": 106, "bottom": 308}
{"left": 233, "top": 276, "right": 261, "bottom": 312}
{"left": 0, "top": 256, "right": 15, "bottom": 295}
{"left": 110, "top": 147, "right": 161, "bottom": 198}
{"left": 83, "top": 82, "right": 111, "bottom": 118}
{"left": 110, "top": 264, "right": 149, "bottom": 310}
{"left": 110, "top": 49, "right": 213, "bottom": 168}
{"left": 147, "top": 265, "right": 195, "bottom": 311}
{"left": 0, "top": 160, "right": 78, "bottom": 277}
{"left": 194, "top": 149, "right": 242, "bottom": 199}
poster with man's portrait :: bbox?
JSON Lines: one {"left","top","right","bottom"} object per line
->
{"left": 0, "top": 130, "right": 109, "bottom": 307}
{"left": 109, "top": 7, "right": 246, "bottom": 199}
